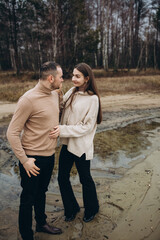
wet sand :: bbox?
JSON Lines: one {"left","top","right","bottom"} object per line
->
{"left": 0, "top": 94, "right": 160, "bottom": 240}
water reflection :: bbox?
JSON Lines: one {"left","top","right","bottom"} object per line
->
{"left": 93, "top": 120, "right": 160, "bottom": 170}
{"left": 1, "top": 119, "right": 160, "bottom": 209}
{"left": 0, "top": 167, "right": 20, "bottom": 210}
{"left": 11, "top": 119, "right": 160, "bottom": 179}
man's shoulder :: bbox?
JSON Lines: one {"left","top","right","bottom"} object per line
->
{"left": 18, "top": 87, "right": 35, "bottom": 105}
{"left": 23, "top": 88, "right": 34, "bottom": 97}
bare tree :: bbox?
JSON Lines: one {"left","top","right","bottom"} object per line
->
{"left": 8, "top": 0, "right": 20, "bottom": 74}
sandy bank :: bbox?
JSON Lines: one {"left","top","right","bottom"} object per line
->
{"left": 32, "top": 130, "right": 160, "bottom": 240}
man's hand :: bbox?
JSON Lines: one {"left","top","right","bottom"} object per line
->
{"left": 23, "top": 158, "right": 40, "bottom": 178}
{"left": 49, "top": 126, "right": 60, "bottom": 139}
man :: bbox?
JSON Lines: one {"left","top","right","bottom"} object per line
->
{"left": 7, "top": 62, "right": 63, "bottom": 240}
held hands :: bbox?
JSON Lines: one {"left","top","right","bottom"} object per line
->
{"left": 49, "top": 126, "right": 60, "bottom": 139}
{"left": 23, "top": 158, "right": 40, "bottom": 178}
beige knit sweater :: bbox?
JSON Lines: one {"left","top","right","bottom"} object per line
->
{"left": 59, "top": 87, "right": 99, "bottom": 160}
{"left": 7, "top": 81, "right": 59, "bottom": 164}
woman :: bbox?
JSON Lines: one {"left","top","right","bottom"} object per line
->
{"left": 49, "top": 63, "right": 102, "bottom": 223}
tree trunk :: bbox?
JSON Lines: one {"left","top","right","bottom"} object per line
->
{"left": 136, "top": 40, "right": 144, "bottom": 71}
{"left": 10, "top": 48, "right": 16, "bottom": 71}
{"left": 145, "top": 30, "right": 148, "bottom": 70}
{"left": 11, "top": 0, "right": 20, "bottom": 75}
{"left": 102, "top": 0, "right": 109, "bottom": 71}
{"left": 128, "top": 1, "right": 134, "bottom": 70}
{"left": 50, "top": 0, "right": 58, "bottom": 61}
{"left": 154, "top": 33, "right": 157, "bottom": 69}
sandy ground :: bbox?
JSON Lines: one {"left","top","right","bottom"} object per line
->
{"left": 0, "top": 93, "right": 160, "bottom": 240}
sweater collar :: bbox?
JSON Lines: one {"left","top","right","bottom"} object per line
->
{"left": 76, "top": 91, "right": 88, "bottom": 96}
{"left": 73, "top": 87, "right": 93, "bottom": 96}
{"left": 36, "top": 80, "right": 52, "bottom": 95}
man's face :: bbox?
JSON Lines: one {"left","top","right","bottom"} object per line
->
{"left": 51, "top": 66, "right": 63, "bottom": 90}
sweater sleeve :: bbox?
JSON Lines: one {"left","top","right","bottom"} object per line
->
{"left": 6, "top": 97, "right": 33, "bottom": 164}
{"left": 59, "top": 96, "right": 98, "bottom": 138}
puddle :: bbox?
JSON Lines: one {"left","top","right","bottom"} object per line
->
{"left": 1, "top": 119, "right": 160, "bottom": 210}
{"left": 92, "top": 120, "right": 160, "bottom": 170}
{"left": 0, "top": 168, "right": 20, "bottom": 210}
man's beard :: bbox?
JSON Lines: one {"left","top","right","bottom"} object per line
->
{"left": 50, "top": 82, "right": 59, "bottom": 90}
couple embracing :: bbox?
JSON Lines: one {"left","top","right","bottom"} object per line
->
{"left": 7, "top": 61, "right": 102, "bottom": 240}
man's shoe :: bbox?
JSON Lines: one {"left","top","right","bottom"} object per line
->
{"left": 36, "top": 223, "right": 62, "bottom": 234}
{"left": 65, "top": 208, "right": 80, "bottom": 222}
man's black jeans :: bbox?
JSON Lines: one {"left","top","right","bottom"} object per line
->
{"left": 58, "top": 145, "right": 99, "bottom": 218}
{"left": 19, "top": 154, "right": 54, "bottom": 240}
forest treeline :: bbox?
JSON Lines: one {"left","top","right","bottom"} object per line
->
{"left": 0, "top": 0, "right": 160, "bottom": 75}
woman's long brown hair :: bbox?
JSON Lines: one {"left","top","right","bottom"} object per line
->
{"left": 66, "top": 63, "right": 102, "bottom": 124}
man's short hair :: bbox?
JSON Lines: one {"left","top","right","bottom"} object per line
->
{"left": 40, "top": 61, "right": 61, "bottom": 80}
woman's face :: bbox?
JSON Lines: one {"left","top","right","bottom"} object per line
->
{"left": 72, "top": 68, "right": 87, "bottom": 90}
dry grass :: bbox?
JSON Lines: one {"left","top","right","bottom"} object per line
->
{"left": 0, "top": 70, "right": 160, "bottom": 102}
{"left": 0, "top": 71, "right": 38, "bottom": 84}
{"left": 0, "top": 82, "right": 36, "bottom": 102}
{"left": 93, "top": 68, "right": 160, "bottom": 78}
{"left": 0, "top": 71, "right": 37, "bottom": 101}
{"left": 97, "top": 75, "right": 160, "bottom": 96}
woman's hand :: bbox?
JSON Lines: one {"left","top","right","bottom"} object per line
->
{"left": 49, "top": 126, "right": 60, "bottom": 139}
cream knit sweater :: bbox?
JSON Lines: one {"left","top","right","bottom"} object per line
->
{"left": 59, "top": 87, "right": 99, "bottom": 160}
{"left": 7, "top": 81, "right": 59, "bottom": 164}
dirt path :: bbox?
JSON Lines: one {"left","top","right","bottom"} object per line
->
{"left": 0, "top": 101, "right": 17, "bottom": 120}
{"left": 101, "top": 93, "right": 160, "bottom": 111}
{"left": 1, "top": 93, "right": 160, "bottom": 123}
{"left": 99, "top": 93, "right": 160, "bottom": 131}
